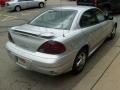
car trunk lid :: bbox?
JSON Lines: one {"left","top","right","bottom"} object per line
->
{"left": 10, "top": 24, "right": 68, "bottom": 52}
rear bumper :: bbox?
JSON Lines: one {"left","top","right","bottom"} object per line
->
{"left": 6, "top": 41, "right": 75, "bottom": 75}
{"left": 5, "top": 5, "right": 15, "bottom": 11}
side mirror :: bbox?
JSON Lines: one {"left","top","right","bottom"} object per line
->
{"left": 108, "top": 15, "right": 113, "bottom": 20}
{"left": 105, "top": 15, "right": 113, "bottom": 20}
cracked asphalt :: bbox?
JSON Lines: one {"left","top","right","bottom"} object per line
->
{"left": 0, "top": 1, "right": 120, "bottom": 90}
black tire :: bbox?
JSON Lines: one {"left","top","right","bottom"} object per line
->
{"left": 109, "top": 24, "right": 117, "bottom": 40}
{"left": 39, "top": 2, "right": 44, "bottom": 8}
{"left": 15, "top": 6, "right": 21, "bottom": 12}
{"left": 72, "top": 48, "right": 87, "bottom": 74}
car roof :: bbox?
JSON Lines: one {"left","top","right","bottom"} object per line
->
{"left": 52, "top": 6, "right": 96, "bottom": 12}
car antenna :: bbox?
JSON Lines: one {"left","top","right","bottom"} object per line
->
{"left": 60, "top": 0, "right": 65, "bottom": 37}
{"left": 62, "top": 24, "right": 65, "bottom": 37}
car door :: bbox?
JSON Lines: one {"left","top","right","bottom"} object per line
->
{"left": 30, "top": 0, "right": 39, "bottom": 7}
{"left": 27, "top": 0, "right": 36, "bottom": 8}
{"left": 18, "top": 0, "right": 29, "bottom": 9}
{"left": 79, "top": 9, "right": 105, "bottom": 51}
{"left": 25, "top": 0, "right": 34, "bottom": 8}
{"left": 95, "top": 9, "right": 113, "bottom": 40}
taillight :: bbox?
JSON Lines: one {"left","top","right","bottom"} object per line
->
{"left": 8, "top": 32, "right": 14, "bottom": 43}
{"left": 37, "top": 40, "right": 65, "bottom": 54}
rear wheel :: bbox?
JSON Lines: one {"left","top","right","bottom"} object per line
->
{"left": 15, "top": 6, "right": 21, "bottom": 12}
{"left": 109, "top": 24, "right": 117, "bottom": 39}
{"left": 39, "top": 2, "right": 44, "bottom": 8}
{"left": 72, "top": 49, "right": 87, "bottom": 74}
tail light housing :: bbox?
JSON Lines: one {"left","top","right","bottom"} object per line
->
{"left": 8, "top": 32, "right": 14, "bottom": 43}
{"left": 37, "top": 40, "right": 66, "bottom": 54}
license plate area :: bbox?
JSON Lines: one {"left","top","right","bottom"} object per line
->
{"left": 16, "top": 57, "right": 28, "bottom": 69}
{"left": 17, "top": 57, "right": 26, "bottom": 65}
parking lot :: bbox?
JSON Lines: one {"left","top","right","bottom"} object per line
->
{"left": 0, "top": 0, "right": 120, "bottom": 90}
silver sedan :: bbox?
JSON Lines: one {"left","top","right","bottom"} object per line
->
{"left": 6, "top": 6, "right": 117, "bottom": 75}
{"left": 5, "top": 0, "right": 47, "bottom": 11}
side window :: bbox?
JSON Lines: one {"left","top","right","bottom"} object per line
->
{"left": 80, "top": 9, "right": 98, "bottom": 28}
{"left": 95, "top": 10, "right": 106, "bottom": 22}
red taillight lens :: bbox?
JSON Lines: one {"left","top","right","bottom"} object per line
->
{"left": 8, "top": 32, "right": 14, "bottom": 43}
{"left": 38, "top": 41, "right": 65, "bottom": 54}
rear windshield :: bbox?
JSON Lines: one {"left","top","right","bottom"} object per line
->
{"left": 30, "top": 10, "right": 77, "bottom": 30}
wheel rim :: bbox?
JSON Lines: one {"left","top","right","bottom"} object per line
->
{"left": 76, "top": 52, "right": 86, "bottom": 71}
{"left": 16, "top": 7, "right": 20, "bottom": 11}
{"left": 111, "top": 26, "right": 116, "bottom": 37}
{"left": 40, "top": 3, "right": 44, "bottom": 8}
